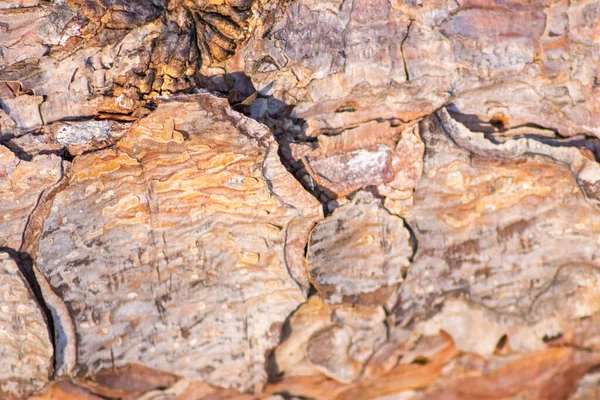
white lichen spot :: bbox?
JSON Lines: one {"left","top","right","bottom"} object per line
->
{"left": 485, "top": 203, "right": 497, "bottom": 211}
{"left": 445, "top": 171, "right": 464, "bottom": 189}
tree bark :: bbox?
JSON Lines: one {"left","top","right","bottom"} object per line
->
{"left": 1, "top": 0, "right": 600, "bottom": 399}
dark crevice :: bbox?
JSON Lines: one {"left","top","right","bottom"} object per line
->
{"left": 497, "top": 122, "right": 560, "bottom": 136}
{"left": 364, "top": 186, "right": 419, "bottom": 266}
{"left": 484, "top": 133, "right": 600, "bottom": 163}
{"left": 435, "top": 111, "right": 473, "bottom": 154}
{"left": 0, "top": 247, "right": 57, "bottom": 376}
{"left": 307, "top": 283, "right": 319, "bottom": 298}
{"left": 0, "top": 133, "right": 77, "bottom": 162}
{"left": 411, "top": 356, "right": 430, "bottom": 365}
{"left": 0, "top": 133, "right": 17, "bottom": 143}
{"left": 447, "top": 108, "right": 562, "bottom": 137}
{"left": 265, "top": 347, "right": 282, "bottom": 384}
{"left": 436, "top": 110, "right": 600, "bottom": 206}
{"left": 0, "top": 138, "right": 34, "bottom": 161}
{"left": 265, "top": 298, "right": 307, "bottom": 385}
{"left": 400, "top": 19, "right": 414, "bottom": 82}
{"left": 271, "top": 392, "right": 313, "bottom": 400}
{"left": 495, "top": 334, "right": 508, "bottom": 352}
{"left": 403, "top": 220, "right": 419, "bottom": 265}
{"left": 543, "top": 332, "right": 563, "bottom": 343}
{"left": 210, "top": 71, "right": 332, "bottom": 213}
{"left": 17, "top": 158, "right": 72, "bottom": 378}
{"left": 1, "top": 132, "right": 125, "bottom": 163}
{"left": 40, "top": 149, "right": 76, "bottom": 162}
{"left": 49, "top": 115, "right": 99, "bottom": 123}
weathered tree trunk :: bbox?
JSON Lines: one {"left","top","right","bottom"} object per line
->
{"left": 1, "top": 0, "right": 600, "bottom": 399}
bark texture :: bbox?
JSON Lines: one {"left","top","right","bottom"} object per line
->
{"left": 2, "top": 0, "right": 600, "bottom": 399}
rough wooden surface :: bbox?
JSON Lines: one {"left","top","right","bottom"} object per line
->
{"left": 0, "top": 253, "right": 53, "bottom": 399}
{"left": 2, "top": 0, "right": 600, "bottom": 399}
{"left": 35, "top": 94, "right": 320, "bottom": 393}
{"left": 242, "top": 0, "right": 600, "bottom": 138}
{"left": 0, "top": 146, "right": 62, "bottom": 250}
{"left": 395, "top": 112, "right": 600, "bottom": 356}
{"left": 307, "top": 192, "right": 412, "bottom": 306}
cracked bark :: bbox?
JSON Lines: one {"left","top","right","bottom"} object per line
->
{"left": 2, "top": 0, "right": 600, "bottom": 399}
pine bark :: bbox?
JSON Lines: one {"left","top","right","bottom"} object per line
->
{"left": 1, "top": 0, "right": 600, "bottom": 399}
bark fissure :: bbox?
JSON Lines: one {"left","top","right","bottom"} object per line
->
{"left": 3, "top": 0, "right": 600, "bottom": 398}
{"left": 0, "top": 247, "right": 57, "bottom": 375}
{"left": 400, "top": 19, "right": 414, "bottom": 82}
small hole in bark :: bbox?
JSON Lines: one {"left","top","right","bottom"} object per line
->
{"left": 335, "top": 101, "right": 359, "bottom": 113}
{"left": 496, "top": 334, "right": 508, "bottom": 351}
{"left": 181, "top": 327, "right": 190, "bottom": 339}
{"left": 490, "top": 115, "right": 507, "bottom": 130}
{"left": 411, "top": 356, "right": 430, "bottom": 365}
{"left": 389, "top": 118, "right": 402, "bottom": 127}
{"left": 543, "top": 333, "right": 563, "bottom": 343}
